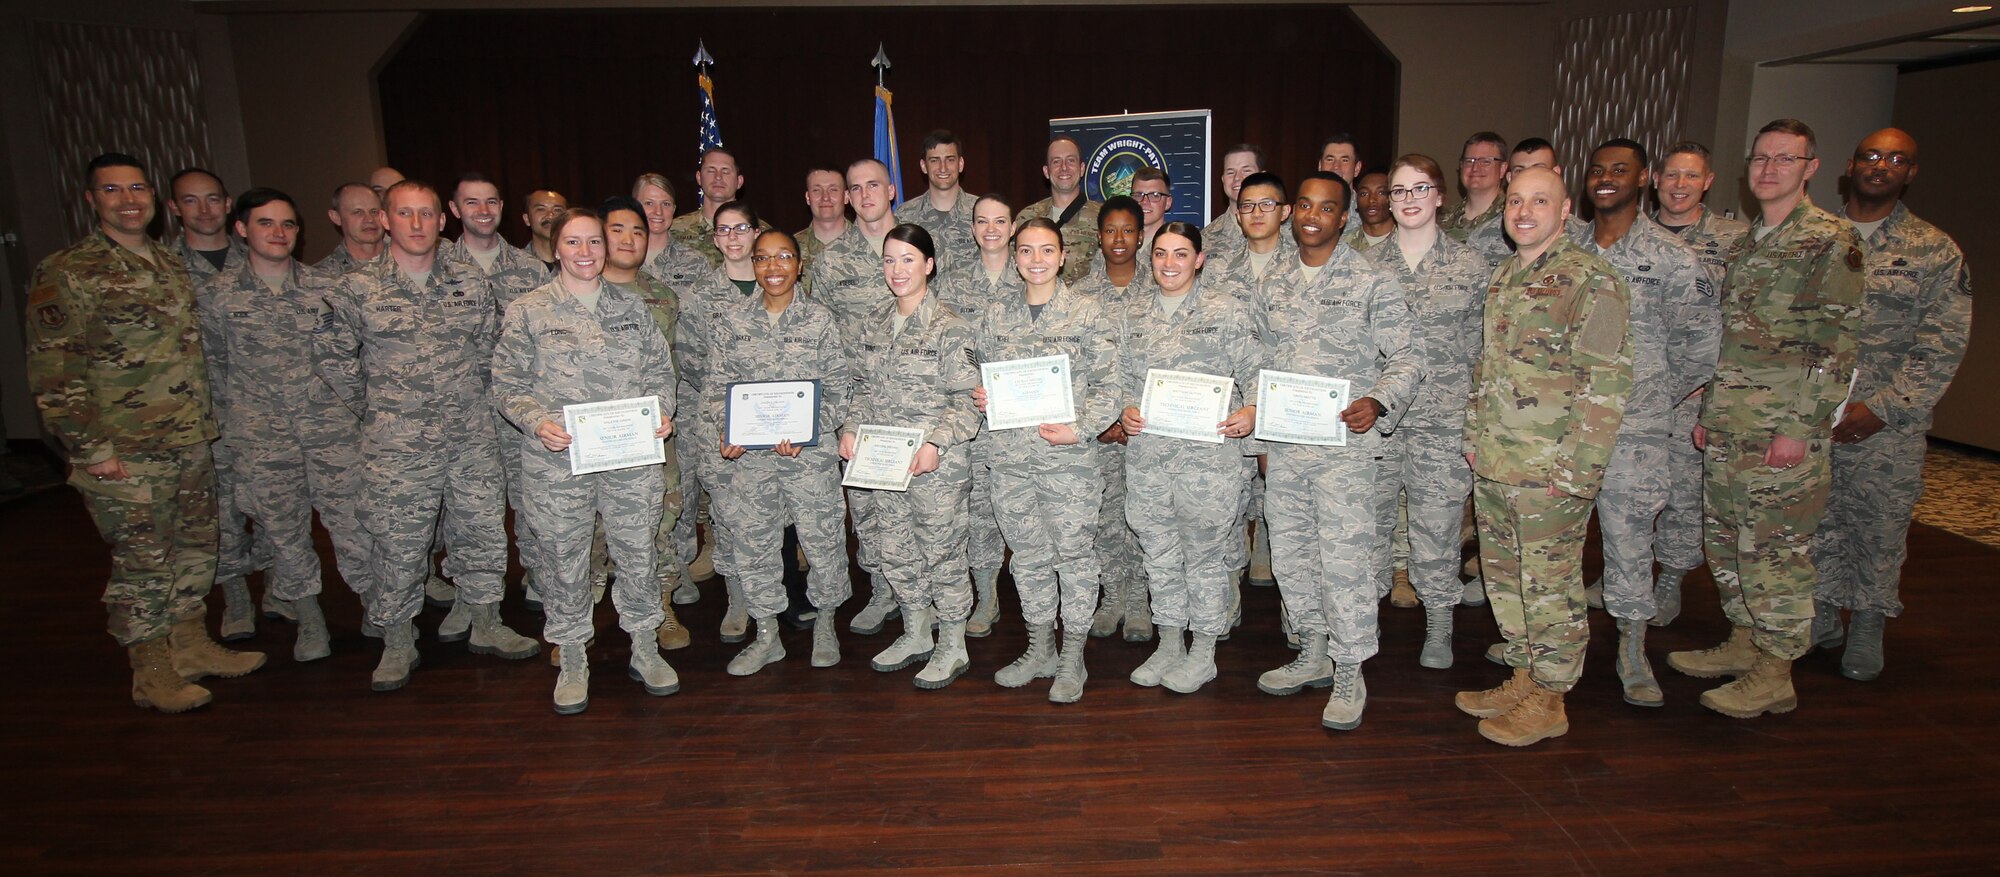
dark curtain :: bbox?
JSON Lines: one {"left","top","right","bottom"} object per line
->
{"left": 378, "top": 4, "right": 1398, "bottom": 244}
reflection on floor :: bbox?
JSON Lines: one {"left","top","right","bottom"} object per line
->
{"left": 1915, "top": 440, "right": 1999, "bottom": 548}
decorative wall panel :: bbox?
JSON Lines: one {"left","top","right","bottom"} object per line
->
{"left": 1550, "top": 6, "right": 1694, "bottom": 195}
{"left": 32, "top": 19, "right": 213, "bottom": 242}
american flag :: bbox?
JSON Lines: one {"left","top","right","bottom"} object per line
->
{"left": 697, "top": 72, "right": 723, "bottom": 204}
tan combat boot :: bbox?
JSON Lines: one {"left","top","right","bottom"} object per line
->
{"left": 1388, "top": 568, "right": 1418, "bottom": 609}
{"left": 129, "top": 639, "right": 211, "bottom": 713}
{"left": 1455, "top": 667, "right": 1533, "bottom": 718}
{"left": 169, "top": 615, "right": 267, "bottom": 681}
{"left": 656, "top": 602, "right": 691, "bottom": 651}
{"left": 1478, "top": 684, "right": 1569, "bottom": 746}
{"left": 1699, "top": 651, "right": 1797, "bottom": 718}
{"left": 1667, "top": 625, "right": 1756, "bottom": 678}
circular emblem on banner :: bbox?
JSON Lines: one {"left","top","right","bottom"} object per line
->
{"left": 1087, "top": 134, "right": 1167, "bottom": 202}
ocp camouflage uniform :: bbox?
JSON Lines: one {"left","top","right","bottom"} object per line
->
{"left": 1258, "top": 248, "right": 1423, "bottom": 663}
{"left": 795, "top": 223, "right": 844, "bottom": 280}
{"left": 1340, "top": 226, "right": 1392, "bottom": 255}
{"left": 313, "top": 241, "right": 383, "bottom": 277}
{"left": 619, "top": 270, "right": 688, "bottom": 593}
{"left": 1367, "top": 232, "right": 1489, "bottom": 608}
{"left": 1118, "top": 276, "right": 1265, "bottom": 638}
{"left": 491, "top": 279, "right": 675, "bottom": 647}
{"left": 1659, "top": 207, "right": 1748, "bottom": 573}
{"left": 26, "top": 233, "right": 219, "bottom": 646}
{"left": 971, "top": 283, "right": 1121, "bottom": 629}
{"left": 1016, "top": 197, "right": 1100, "bottom": 285}
{"left": 1466, "top": 234, "right": 1634, "bottom": 691}
{"left": 844, "top": 294, "right": 983, "bottom": 621}
{"left": 901, "top": 192, "right": 979, "bottom": 270}
{"left": 198, "top": 261, "right": 375, "bottom": 606}
{"left": 313, "top": 255, "right": 509, "bottom": 629}
{"left": 1572, "top": 214, "right": 1719, "bottom": 622}
{"left": 700, "top": 293, "right": 853, "bottom": 620}
{"left": 1073, "top": 268, "right": 1154, "bottom": 618}
{"left": 1441, "top": 195, "right": 1509, "bottom": 264}
{"left": 1701, "top": 199, "right": 1863, "bottom": 660}
{"left": 933, "top": 255, "right": 1022, "bottom": 576}
{"left": 1813, "top": 202, "right": 1970, "bottom": 617}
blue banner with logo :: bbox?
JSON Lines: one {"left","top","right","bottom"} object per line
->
{"left": 1049, "top": 109, "right": 1212, "bottom": 225}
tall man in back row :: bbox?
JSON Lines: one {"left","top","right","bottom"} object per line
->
{"left": 1017, "top": 136, "right": 1099, "bottom": 284}
{"left": 27, "top": 152, "right": 266, "bottom": 713}
{"left": 1669, "top": 118, "right": 1863, "bottom": 719}
{"left": 901, "top": 129, "right": 978, "bottom": 267}
{"left": 1810, "top": 127, "right": 1972, "bottom": 682}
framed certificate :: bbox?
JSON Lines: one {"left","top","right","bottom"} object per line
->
{"left": 725, "top": 379, "right": 821, "bottom": 449}
{"left": 1138, "top": 368, "right": 1234, "bottom": 444}
{"left": 563, "top": 395, "right": 666, "bottom": 475}
{"left": 980, "top": 353, "right": 1075, "bottom": 431}
{"left": 1253, "top": 369, "right": 1352, "bottom": 446}
{"left": 841, "top": 424, "right": 926, "bottom": 491}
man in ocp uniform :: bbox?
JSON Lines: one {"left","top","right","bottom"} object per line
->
{"left": 1017, "top": 136, "right": 1100, "bottom": 285}
{"left": 27, "top": 152, "right": 266, "bottom": 714}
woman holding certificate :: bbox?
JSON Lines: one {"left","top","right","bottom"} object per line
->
{"left": 839, "top": 224, "right": 982, "bottom": 689}
{"left": 968, "top": 218, "right": 1121, "bottom": 703}
{"left": 1364, "top": 155, "right": 1492, "bottom": 673}
{"left": 931, "top": 194, "right": 1018, "bottom": 640}
{"left": 703, "top": 229, "right": 852, "bottom": 675}
{"left": 1115, "top": 222, "right": 1268, "bottom": 695}
{"left": 491, "top": 208, "right": 680, "bottom": 715}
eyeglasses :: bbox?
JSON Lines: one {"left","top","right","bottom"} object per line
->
{"left": 1460, "top": 157, "right": 1502, "bottom": 168}
{"left": 1134, "top": 192, "right": 1170, "bottom": 202}
{"left": 1236, "top": 199, "right": 1282, "bottom": 214}
{"left": 1388, "top": 184, "right": 1438, "bottom": 201}
{"left": 750, "top": 253, "right": 798, "bottom": 265}
{"left": 1747, "top": 154, "right": 1810, "bottom": 169}
{"left": 1853, "top": 150, "right": 1914, "bottom": 168}
{"left": 714, "top": 223, "right": 755, "bottom": 237}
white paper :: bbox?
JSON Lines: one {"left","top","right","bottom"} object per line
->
{"left": 1138, "top": 368, "right": 1234, "bottom": 444}
{"left": 564, "top": 395, "right": 666, "bottom": 475}
{"left": 1253, "top": 369, "right": 1352, "bottom": 446}
{"left": 981, "top": 353, "right": 1076, "bottom": 431}
{"left": 726, "top": 380, "right": 820, "bottom": 448}
{"left": 841, "top": 424, "right": 926, "bottom": 491}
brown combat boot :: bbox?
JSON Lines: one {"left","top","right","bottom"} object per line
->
{"left": 1478, "top": 684, "right": 1569, "bottom": 746}
{"left": 168, "top": 615, "right": 267, "bottom": 681}
{"left": 1388, "top": 568, "right": 1418, "bottom": 608}
{"left": 129, "top": 639, "right": 211, "bottom": 713}
{"left": 1455, "top": 667, "right": 1533, "bottom": 718}
{"left": 1667, "top": 625, "right": 1756, "bottom": 678}
{"left": 656, "top": 602, "right": 691, "bottom": 651}
{"left": 1699, "top": 651, "right": 1797, "bottom": 718}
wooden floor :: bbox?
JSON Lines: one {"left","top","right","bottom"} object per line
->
{"left": 5, "top": 485, "right": 1999, "bottom": 876}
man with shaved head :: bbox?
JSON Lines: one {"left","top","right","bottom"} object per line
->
{"left": 369, "top": 167, "right": 404, "bottom": 201}
{"left": 1456, "top": 166, "right": 1634, "bottom": 747}
{"left": 1809, "top": 128, "right": 1971, "bottom": 682}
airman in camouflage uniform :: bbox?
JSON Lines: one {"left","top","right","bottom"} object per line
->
{"left": 27, "top": 153, "right": 260, "bottom": 713}
{"left": 1017, "top": 137, "right": 1100, "bottom": 285}
{"left": 670, "top": 147, "right": 759, "bottom": 267}
{"left": 700, "top": 241, "right": 853, "bottom": 675}
{"left": 492, "top": 258, "right": 679, "bottom": 713}
{"left": 1812, "top": 129, "right": 1972, "bottom": 682}
{"left": 198, "top": 189, "right": 377, "bottom": 663}
{"left": 1254, "top": 185, "right": 1423, "bottom": 730}
{"left": 1073, "top": 199, "right": 1153, "bottom": 642}
{"left": 1439, "top": 132, "right": 1509, "bottom": 264}
{"left": 1570, "top": 139, "right": 1721, "bottom": 708}
{"left": 903, "top": 130, "right": 980, "bottom": 268}
{"left": 1456, "top": 167, "right": 1633, "bottom": 747}
{"left": 1117, "top": 223, "right": 1265, "bottom": 695}
{"left": 315, "top": 182, "right": 389, "bottom": 276}
{"left": 314, "top": 180, "right": 540, "bottom": 692}
{"left": 796, "top": 166, "right": 851, "bottom": 280}
{"left": 971, "top": 237, "right": 1121, "bottom": 702}
{"left": 1668, "top": 120, "right": 1864, "bottom": 720}
{"left": 1201, "top": 144, "right": 1265, "bottom": 262}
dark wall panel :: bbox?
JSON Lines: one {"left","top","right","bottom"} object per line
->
{"left": 379, "top": 4, "right": 1397, "bottom": 242}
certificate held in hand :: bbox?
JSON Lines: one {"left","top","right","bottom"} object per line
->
{"left": 980, "top": 353, "right": 1075, "bottom": 431}
{"left": 1138, "top": 368, "right": 1234, "bottom": 444}
{"left": 1253, "top": 369, "right": 1352, "bottom": 446}
{"left": 725, "top": 379, "right": 821, "bottom": 449}
{"left": 841, "top": 424, "right": 926, "bottom": 491}
{"left": 564, "top": 395, "right": 667, "bottom": 475}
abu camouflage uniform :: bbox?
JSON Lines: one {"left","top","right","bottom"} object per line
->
{"left": 795, "top": 222, "right": 845, "bottom": 280}
{"left": 1571, "top": 214, "right": 1719, "bottom": 622}
{"left": 1813, "top": 202, "right": 1970, "bottom": 617}
{"left": 901, "top": 191, "right": 979, "bottom": 270}
{"left": 1072, "top": 266, "right": 1154, "bottom": 618}
{"left": 1258, "top": 247, "right": 1423, "bottom": 664}
{"left": 1117, "top": 276, "right": 1265, "bottom": 638}
{"left": 1700, "top": 199, "right": 1862, "bottom": 660}
{"left": 843, "top": 294, "right": 983, "bottom": 621}
{"left": 971, "top": 282, "right": 1121, "bottom": 629}
{"left": 1657, "top": 206, "right": 1749, "bottom": 573}
{"left": 312, "top": 254, "right": 509, "bottom": 629}
{"left": 176, "top": 235, "right": 270, "bottom": 597}
{"left": 198, "top": 260, "right": 376, "bottom": 605}
{"left": 26, "top": 233, "right": 219, "bottom": 646}
{"left": 1466, "top": 234, "right": 1634, "bottom": 692}
{"left": 699, "top": 293, "right": 854, "bottom": 620}
{"left": 491, "top": 279, "right": 676, "bottom": 647}
{"left": 933, "top": 254, "right": 1023, "bottom": 576}
{"left": 313, "top": 240, "right": 383, "bottom": 277}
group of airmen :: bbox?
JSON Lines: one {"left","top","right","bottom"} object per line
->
{"left": 26, "top": 114, "right": 1969, "bottom": 746}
